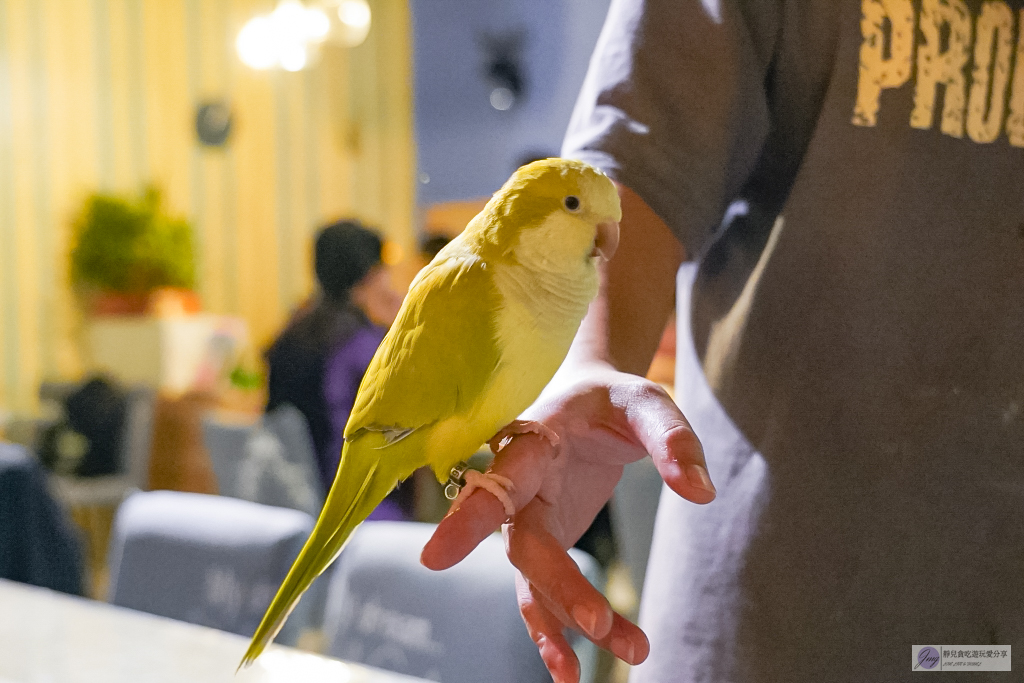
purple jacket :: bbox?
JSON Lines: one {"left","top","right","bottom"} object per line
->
{"left": 322, "top": 325, "right": 386, "bottom": 485}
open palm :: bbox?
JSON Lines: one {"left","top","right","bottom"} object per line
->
{"left": 421, "top": 364, "right": 716, "bottom": 683}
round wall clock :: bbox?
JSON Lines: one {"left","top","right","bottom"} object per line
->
{"left": 196, "top": 101, "right": 233, "bottom": 147}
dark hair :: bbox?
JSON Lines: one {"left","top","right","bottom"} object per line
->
{"left": 270, "top": 220, "right": 383, "bottom": 356}
{"left": 419, "top": 234, "right": 451, "bottom": 261}
{"left": 315, "top": 220, "right": 383, "bottom": 300}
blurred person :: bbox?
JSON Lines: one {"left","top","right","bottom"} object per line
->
{"left": 418, "top": 233, "right": 451, "bottom": 264}
{"left": 423, "top": 1, "right": 1024, "bottom": 682}
{"left": 266, "top": 220, "right": 408, "bottom": 518}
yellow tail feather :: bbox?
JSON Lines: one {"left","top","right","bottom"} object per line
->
{"left": 239, "top": 453, "right": 385, "bottom": 668}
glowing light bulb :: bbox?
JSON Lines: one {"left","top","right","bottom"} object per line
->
{"left": 238, "top": 2, "right": 337, "bottom": 71}
{"left": 279, "top": 43, "right": 308, "bottom": 71}
{"left": 273, "top": 1, "right": 307, "bottom": 36}
{"left": 304, "top": 7, "right": 330, "bottom": 41}
{"left": 337, "top": 0, "right": 371, "bottom": 46}
{"left": 236, "top": 16, "right": 277, "bottom": 69}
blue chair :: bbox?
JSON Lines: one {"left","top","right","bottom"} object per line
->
{"left": 322, "top": 521, "right": 603, "bottom": 683}
{"left": 106, "top": 490, "right": 315, "bottom": 645}
{"left": 200, "top": 415, "right": 250, "bottom": 495}
{"left": 201, "top": 406, "right": 333, "bottom": 630}
{"left": 202, "top": 404, "right": 323, "bottom": 517}
{"left": 0, "top": 443, "right": 84, "bottom": 595}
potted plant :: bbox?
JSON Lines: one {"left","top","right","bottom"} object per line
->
{"left": 70, "top": 188, "right": 199, "bottom": 315}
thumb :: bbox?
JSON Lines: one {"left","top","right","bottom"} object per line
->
{"left": 614, "top": 382, "right": 716, "bottom": 504}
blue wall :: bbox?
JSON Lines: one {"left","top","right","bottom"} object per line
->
{"left": 411, "top": 0, "right": 611, "bottom": 205}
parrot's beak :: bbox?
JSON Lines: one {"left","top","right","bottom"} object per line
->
{"left": 591, "top": 221, "right": 620, "bottom": 261}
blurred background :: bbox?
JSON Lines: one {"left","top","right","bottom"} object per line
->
{"left": 0, "top": 0, "right": 612, "bottom": 412}
{"left": 0, "top": 2, "right": 676, "bottom": 682}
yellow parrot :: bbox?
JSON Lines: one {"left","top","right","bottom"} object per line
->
{"left": 241, "top": 157, "right": 621, "bottom": 666}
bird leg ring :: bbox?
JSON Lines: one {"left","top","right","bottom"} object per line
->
{"left": 444, "top": 462, "right": 470, "bottom": 501}
{"left": 445, "top": 462, "right": 516, "bottom": 517}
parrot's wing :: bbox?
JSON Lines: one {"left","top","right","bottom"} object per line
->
{"left": 345, "top": 253, "right": 500, "bottom": 440}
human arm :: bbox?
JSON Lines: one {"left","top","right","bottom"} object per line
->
{"left": 421, "top": 184, "right": 716, "bottom": 682}
{"left": 420, "top": 0, "right": 779, "bottom": 674}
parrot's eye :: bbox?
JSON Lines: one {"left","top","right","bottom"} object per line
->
{"left": 563, "top": 196, "right": 581, "bottom": 212}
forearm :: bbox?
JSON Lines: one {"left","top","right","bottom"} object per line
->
{"left": 567, "top": 184, "right": 687, "bottom": 376}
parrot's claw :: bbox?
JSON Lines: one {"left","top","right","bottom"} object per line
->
{"left": 449, "top": 469, "right": 516, "bottom": 517}
{"left": 491, "top": 419, "right": 560, "bottom": 453}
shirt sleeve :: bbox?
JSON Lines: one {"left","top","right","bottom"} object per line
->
{"left": 562, "top": 0, "right": 778, "bottom": 257}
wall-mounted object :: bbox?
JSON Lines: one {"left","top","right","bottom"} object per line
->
{"left": 479, "top": 29, "right": 527, "bottom": 111}
{"left": 411, "top": 0, "right": 611, "bottom": 205}
{"left": 196, "top": 102, "right": 233, "bottom": 147}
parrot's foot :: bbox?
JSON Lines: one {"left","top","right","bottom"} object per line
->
{"left": 491, "top": 419, "right": 560, "bottom": 453}
{"left": 450, "top": 469, "right": 516, "bottom": 517}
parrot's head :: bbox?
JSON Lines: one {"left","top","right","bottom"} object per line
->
{"left": 478, "top": 158, "right": 622, "bottom": 270}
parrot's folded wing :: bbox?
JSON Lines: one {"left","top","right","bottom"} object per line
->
{"left": 345, "top": 253, "right": 501, "bottom": 440}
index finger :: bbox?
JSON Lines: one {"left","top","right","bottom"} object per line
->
{"left": 420, "top": 432, "right": 557, "bottom": 570}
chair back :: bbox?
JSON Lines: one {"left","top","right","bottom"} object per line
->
{"left": 322, "top": 521, "right": 602, "bottom": 683}
{"left": 202, "top": 406, "right": 323, "bottom": 517}
{"left": 107, "top": 490, "right": 314, "bottom": 644}
{"left": 0, "top": 444, "right": 83, "bottom": 595}
{"left": 201, "top": 416, "right": 250, "bottom": 496}
{"left": 250, "top": 404, "right": 323, "bottom": 513}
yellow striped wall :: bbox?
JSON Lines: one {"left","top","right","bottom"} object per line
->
{"left": 0, "top": 0, "right": 416, "bottom": 413}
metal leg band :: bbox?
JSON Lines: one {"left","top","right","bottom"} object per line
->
{"left": 443, "top": 461, "right": 470, "bottom": 500}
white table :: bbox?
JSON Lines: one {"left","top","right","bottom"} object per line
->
{"left": 0, "top": 580, "right": 426, "bottom": 683}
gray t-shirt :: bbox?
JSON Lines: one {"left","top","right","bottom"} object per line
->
{"left": 565, "top": 0, "right": 1024, "bottom": 680}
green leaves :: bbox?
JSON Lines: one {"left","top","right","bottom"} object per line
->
{"left": 70, "top": 187, "right": 196, "bottom": 294}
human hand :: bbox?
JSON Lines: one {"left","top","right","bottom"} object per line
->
{"left": 420, "top": 363, "right": 716, "bottom": 683}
